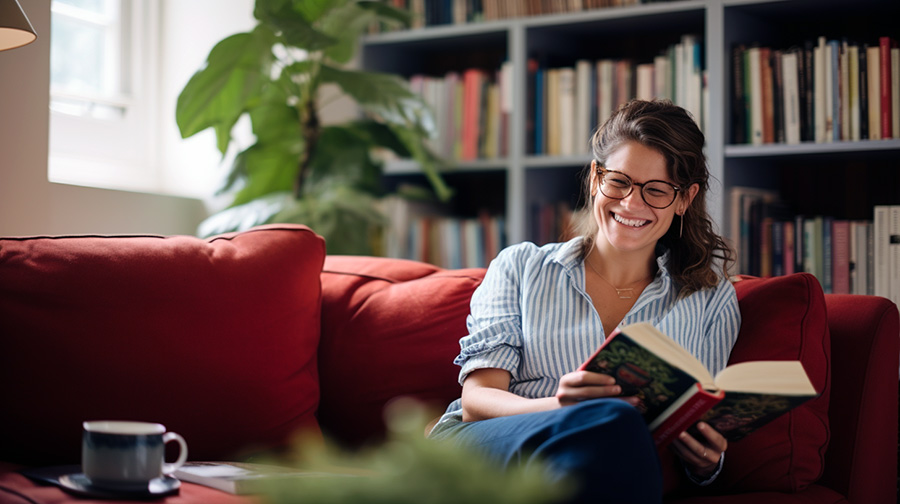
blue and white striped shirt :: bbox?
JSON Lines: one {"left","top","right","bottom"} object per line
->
{"left": 431, "top": 237, "right": 742, "bottom": 434}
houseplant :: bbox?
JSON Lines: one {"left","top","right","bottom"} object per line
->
{"left": 176, "top": 0, "right": 450, "bottom": 253}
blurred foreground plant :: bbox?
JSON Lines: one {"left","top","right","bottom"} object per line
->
{"left": 261, "top": 399, "right": 568, "bottom": 504}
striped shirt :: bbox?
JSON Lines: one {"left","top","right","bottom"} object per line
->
{"left": 431, "top": 237, "right": 742, "bottom": 434}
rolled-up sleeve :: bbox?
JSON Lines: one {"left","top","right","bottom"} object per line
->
{"left": 454, "top": 244, "right": 533, "bottom": 384}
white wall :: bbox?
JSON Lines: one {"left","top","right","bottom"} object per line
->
{"left": 0, "top": 0, "right": 254, "bottom": 236}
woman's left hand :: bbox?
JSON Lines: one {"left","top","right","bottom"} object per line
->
{"left": 669, "top": 422, "right": 728, "bottom": 478}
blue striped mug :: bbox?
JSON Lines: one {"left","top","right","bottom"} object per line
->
{"left": 82, "top": 420, "right": 188, "bottom": 489}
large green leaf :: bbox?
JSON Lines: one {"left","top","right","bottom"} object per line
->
{"left": 249, "top": 84, "right": 301, "bottom": 145}
{"left": 319, "top": 64, "right": 436, "bottom": 136}
{"left": 319, "top": 2, "right": 376, "bottom": 64}
{"left": 254, "top": 0, "right": 337, "bottom": 50}
{"left": 343, "top": 119, "right": 413, "bottom": 158}
{"left": 304, "top": 125, "right": 383, "bottom": 196}
{"left": 230, "top": 140, "right": 301, "bottom": 206}
{"left": 273, "top": 186, "right": 386, "bottom": 255}
{"left": 176, "top": 26, "right": 275, "bottom": 154}
{"left": 196, "top": 191, "right": 294, "bottom": 238}
{"left": 390, "top": 124, "right": 453, "bottom": 202}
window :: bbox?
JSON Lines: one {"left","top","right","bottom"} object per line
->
{"left": 48, "top": 0, "right": 161, "bottom": 193}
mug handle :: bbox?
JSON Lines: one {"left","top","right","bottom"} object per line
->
{"left": 161, "top": 432, "right": 188, "bottom": 474}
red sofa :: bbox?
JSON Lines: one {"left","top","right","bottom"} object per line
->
{"left": 0, "top": 225, "right": 896, "bottom": 503}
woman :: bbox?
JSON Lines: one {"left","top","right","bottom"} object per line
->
{"left": 428, "top": 99, "right": 741, "bottom": 503}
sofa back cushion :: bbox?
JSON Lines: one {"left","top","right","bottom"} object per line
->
{"left": 713, "top": 273, "right": 831, "bottom": 493}
{"left": 318, "top": 256, "right": 485, "bottom": 447}
{"left": 0, "top": 225, "right": 325, "bottom": 465}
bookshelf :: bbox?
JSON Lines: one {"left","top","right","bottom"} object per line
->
{"left": 360, "top": 0, "right": 900, "bottom": 280}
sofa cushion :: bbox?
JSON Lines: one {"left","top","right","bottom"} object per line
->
{"left": 713, "top": 273, "right": 831, "bottom": 493}
{"left": 0, "top": 224, "right": 326, "bottom": 465}
{"left": 317, "top": 256, "right": 485, "bottom": 447}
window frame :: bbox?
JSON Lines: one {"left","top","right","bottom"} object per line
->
{"left": 48, "top": 0, "right": 162, "bottom": 193}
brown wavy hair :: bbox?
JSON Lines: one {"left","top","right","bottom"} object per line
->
{"left": 578, "top": 99, "right": 734, "bottom": 293}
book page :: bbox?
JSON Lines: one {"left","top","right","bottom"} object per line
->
{"left": 712, "top": 361, "right": 816, "bottom": 395}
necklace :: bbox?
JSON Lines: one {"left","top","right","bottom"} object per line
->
{"left": 585, "top": 255, "right": 651, "bottom": 300}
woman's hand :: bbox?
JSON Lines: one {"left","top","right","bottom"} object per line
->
{"left": 555, "top": 370, "right": 640, "bottom": 407}
{"left": 669, "top": 422, "right": 728, "bottom": 479}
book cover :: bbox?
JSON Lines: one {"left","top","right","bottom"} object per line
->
{"left": 579, "top": 323, "right": 817, "bottom": 447}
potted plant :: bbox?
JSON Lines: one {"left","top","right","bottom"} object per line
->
{"left": 176, "top": 0, "right": 450, "bottom": 254}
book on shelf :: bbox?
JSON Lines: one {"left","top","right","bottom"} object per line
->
{"left": 578, "top": 322, "right": 818, "bottom": 447}
{"left": 174, "top": 461, "right": 365, "bottom": 495}
{"left": 530, "top": 34, "right": 708, "bottom": 152}
{"left": 733, "top": 34, "right": 899, "bottom": 145}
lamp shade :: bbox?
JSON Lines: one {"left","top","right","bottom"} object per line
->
{"left": 0, "top": 0, "right": 36, "bottom": 51}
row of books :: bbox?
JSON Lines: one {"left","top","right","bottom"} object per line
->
{"left": 380, "top": 196, "right": 507, "bottom": 269}
{"left": 409, "top": 62, "right": 512, "bottom": 161}
{"left": 732, "top": 36, "right": 900, "bottom": 145}
{"left": 529, "top": 34, "right": 706, "bottom": 156}
{"left": 729, "top": 187, "right": 897, "bottom": 304}
{"left": 380, "top": 0, "right": 669, "bottom": 30}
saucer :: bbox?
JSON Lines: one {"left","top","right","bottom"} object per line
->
{"left": 58, "top": 473, "right": 181, "bottom": 499}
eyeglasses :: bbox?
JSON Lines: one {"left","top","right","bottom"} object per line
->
{"left": 595, "top": 166, "right": 682, "bottom": 209}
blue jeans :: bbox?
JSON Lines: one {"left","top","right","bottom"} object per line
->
{"left": 430, "top": 399, "right": 663, "bottom": 504}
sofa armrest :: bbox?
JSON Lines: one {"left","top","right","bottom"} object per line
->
{"left": 819, "top": 294, "right": 898, "bottom": 503}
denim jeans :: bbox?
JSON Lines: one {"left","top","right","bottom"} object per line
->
{"left": 430, "top": 398, "right": 663, "bottom": 504}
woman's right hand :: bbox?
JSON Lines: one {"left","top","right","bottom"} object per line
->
{"left": 555, "top": 370, "right": 639, "bottom": 407}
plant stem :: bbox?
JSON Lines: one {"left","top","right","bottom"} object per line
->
{"left": 296, "top": 95, "right": 320, "bottom": 198}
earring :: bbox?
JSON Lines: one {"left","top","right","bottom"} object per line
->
{"left": 679, "top": 213, "right": 684, "bottom": 238}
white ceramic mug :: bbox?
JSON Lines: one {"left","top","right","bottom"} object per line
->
{"left": 82, "top": 420, "right": 188, "bottom": 489}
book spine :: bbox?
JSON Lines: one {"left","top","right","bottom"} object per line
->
{"left": 814, "top": 37, "right": 827, "bottom": 143}
{"left": 783, "top": 50, "right": 801, "bottom": 144}
{"left": 832, "top": 220, "right": 851, "bottom": 294}
{"left": 733, "top": 45, "right": 747, "bottom": 144}
{"left": 893, "top": 46, "right": 900, "bottom": 139}
{"left": 760, "top": 47, "right": 775, "bottom": 144}
{"left": 860, "top": 45, "right": 869, "bottom": 140}
{"left": 849, "top": 44, "right": 861, "bottom": 141}
{"left": 874, "top": 205, "right": 890, "bottom": 299}
{"left": 650, "top": 384, "right": 724, "bottom": 449}
{"left": 880, "top": 37, "right": 893, "bottom": 139}
{"left": 866, "top": 45, "right": 881, "bottom": 140}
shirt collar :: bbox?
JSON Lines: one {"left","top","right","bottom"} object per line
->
{"left": 552, "top": 237, "right": 673, "bottom": 285}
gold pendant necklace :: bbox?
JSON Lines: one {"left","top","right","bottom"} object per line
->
{"left": 585, "top": 255, "right": 649, "bottom": 300}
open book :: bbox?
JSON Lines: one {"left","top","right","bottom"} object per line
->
{"left": 578, "top": 322, "right": 818, "bottom": 447}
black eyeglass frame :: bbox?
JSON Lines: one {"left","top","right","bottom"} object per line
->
{"left": 594, "top": 165, "right": 683, "bottom": 210}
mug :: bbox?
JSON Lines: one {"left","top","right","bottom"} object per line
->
{"left": 82, "top": 420, "right": 188, "bottom": 489}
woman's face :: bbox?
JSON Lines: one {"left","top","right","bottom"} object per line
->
{"left": 590, "top": 141, "right": 697, "bottom": 258}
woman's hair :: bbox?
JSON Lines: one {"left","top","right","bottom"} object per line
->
{"left": 578, "top": 99, "right": 735, "bottom": 293}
